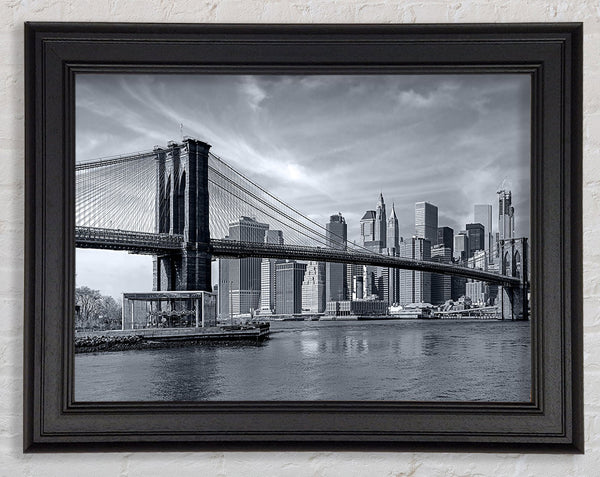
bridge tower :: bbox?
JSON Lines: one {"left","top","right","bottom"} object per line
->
{"left": 153, "top": 138, "right": 212, "bottom": 292}
{"left": 499, "top": 237, "right": 529, "bottom": 320}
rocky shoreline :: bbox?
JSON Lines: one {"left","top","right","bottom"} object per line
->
{"left": 75, "top": 335, "right": 157, "bottom": 353}
{"left": 74, "top": 329, "right": 269, "bottom": 353}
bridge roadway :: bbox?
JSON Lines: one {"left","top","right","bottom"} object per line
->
{"left": 75, "top": 227, "right": 521, "bottom": 287}
{"left": 75, "top": 226, "right": 184, "bottom": 254}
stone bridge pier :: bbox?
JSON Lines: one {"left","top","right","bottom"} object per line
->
{"left": 153, "top": 138, "right": 212, "bottom": 292}
{"left": 499, "top": 238, "right": 529, "bottom": 320}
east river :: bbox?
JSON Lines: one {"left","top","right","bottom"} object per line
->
{"left": 75, "top": 319, "right": 531, "bottom": 402}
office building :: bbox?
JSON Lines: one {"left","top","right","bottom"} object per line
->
{"left": 217, "top": 217, "right": 269, "bottom": 317}
{"left": 398, "top": 237, "right": 431, "bottom": 305}
{"left": 498, "top": 190, "right": 515, "bottom": 241}
{"left": 385, "top": 203, "right": 400, "bottom": 304}
{"left": 325, "top": 299, "right": 388, "bottom": 317}
{"left": 474, "top": 204, "right": 493, "bottom": 262}
{"left": 275, "top": 261, "right": 307, "bottom": 315}
{"left": 466, "top": 280, "right": 489, "bottom": 306}
{"left": 357, "top": 195, "right": 389, "bottom": 301}
{"left": 346, "top": 263, "right": 362, "bottom": 300}
{"left": 301, "top": 261, "right": 326, "bottom": 314}
{"left": 454, "top": 231, "right": 469, "bottom": 262}
{"left": 259, "top": 230, "right": 284, "bottom": 314}
{"left": 437, "top": 226, "right": 454, "bottom": 257}
{"left": 451, "top": 275, "right": 467, "bottom": 301}
{"left": 466, "top": 222, "right": 485, "bottom": 258}
{"left": 468, "top": 250, "right": 488, "bottom": 271}
{"left": 360, "top": 210, "right": 376, "bottom": 246}
{"left": 374, "top": 192, "right": 387, "bottom": 249}
{"left": 415, "top": 202, "right": 438, "bottom": 246}
{"left": 360, "top": 193, "right": 388, "bottom": 252}
{"left": 431, "top": 244, "right": 452, "bottom": 305}
{"left": 326, "top": 213, "right": 347, "bottom": 302}
{"left": 352, "top": 274, "right": 364, "bottom": 300}
{"left": 387, "top": 203, "right": 400, "bottom": 252}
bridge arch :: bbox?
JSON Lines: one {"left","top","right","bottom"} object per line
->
{"left": 498, "top": 238, "right": 528, "bottom": 321}
{"left": 513, "top": 250, "right": 521, "bottom": 279}
{"left": 177, "top": 171, "right": 186, "bottom": 234}
{"left": 502, "top": 251, "right": 510, "bottom": 276}
{"left": 162, "top": 174, "right": 171, "bottom": 232}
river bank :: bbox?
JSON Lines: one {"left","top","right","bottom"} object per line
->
{"left": 75, "top": 324, "right": 270, "bottom": 353}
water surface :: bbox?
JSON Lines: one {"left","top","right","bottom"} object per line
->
{"left": 75, "top": 319, "right": 531, "bottom": 402}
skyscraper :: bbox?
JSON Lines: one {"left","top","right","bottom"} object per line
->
{"left": 275, "top": 261, "right": 307, "bottom": 315}
{"left": 359, "top": 195, "right": 388, "bottom": 300}
{"left": 437, "top": 226, "right": 454, "bottom": 258}
{"left": 374, "top": 192, "right": 387, "bottom": 249}
{"left": 497, "top": 190, "right": 515, "bottom": 240}
{"left": 415, "top": 202, "right": 438, "bottom": 246}
{"left": 217, "top": 216, "right": 269, "bottom": 317}
{"left": 360, "top": 210, "right": 376, "bottom": 246}
{"left": 398, "top": 237, "right": 431, "bottom": 305}
{"left": 474, "top": 204, "right": 493, "bottom": 261}
{"left": 361, "top": 193, "right": 387, "bottom": 252}
{"left": 326, "top": 213, "right": 347, "bottom": 302}
{"left": 431, "top": 244, "right": 452, "bottom": 305}
{"left": 386, "top": 203, "right": 399, "bottom": 252}
{"left": 466, "top": 223, "right": 485, "bottom": 258}
{"left": 454, "top": 231, "right": 469, "bottom": 262}
{"left": 346, "top": 263, "right": 361, "bottom": 301}
{"left": 385, "top": 204, "right": 400, "bottom": 304}
{"left": 301, "top": 261, "right": 326, "bottom": 313}
{"left": 259, "top": 230, "right": 284, "bottom": 314}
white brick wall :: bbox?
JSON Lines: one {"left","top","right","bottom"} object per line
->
{"left": 1, "top": 1, "right": 597, "bottom": 475}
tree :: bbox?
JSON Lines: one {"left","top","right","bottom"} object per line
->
{"left": 75, "top": 286, "right": 122, "bottom": 330}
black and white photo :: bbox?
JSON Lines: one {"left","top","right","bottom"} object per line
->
{"left": 74, "top": 73, "right": 531, "bottom": 402}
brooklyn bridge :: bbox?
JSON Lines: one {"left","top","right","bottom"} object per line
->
{"left": 75, "top": 138, "right": 528, "bottom": 321}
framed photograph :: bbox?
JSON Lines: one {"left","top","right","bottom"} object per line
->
{"left": 24, "top": 22, "right": 583, "bottom": 451}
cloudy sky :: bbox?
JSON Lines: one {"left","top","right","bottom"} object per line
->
{"left": 76, "top": 74, "right": 530, "bottom": 299}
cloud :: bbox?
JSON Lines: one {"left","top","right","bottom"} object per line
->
{"left": 397, "top": 80, "right": 460, "bottom": 109}
{"left": 76, "top": 73, "right": 531, "bottom": 293}
{"left": 398, "top": 89, "right": 438, "bottom": 108}
{"left": 240, "top": 76, "right": 268, "bottom": 111}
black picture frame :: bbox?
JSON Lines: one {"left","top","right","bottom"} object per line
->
{"left": 24, "top": 22, "right": 583, "bottom": 452}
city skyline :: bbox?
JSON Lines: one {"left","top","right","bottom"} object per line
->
{"left": 215, "top": 185, "right": 524, "bottom": 317}
{"left": 76, "top": 74, "right": 530, "bottom": 299}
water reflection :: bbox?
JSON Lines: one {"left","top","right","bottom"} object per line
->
{"left": 75, "top": 320, "right": 531, "bottom": 402}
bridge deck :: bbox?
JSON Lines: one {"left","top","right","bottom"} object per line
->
{"left": 209, "top": 239, "right": 521, "bottom": 287}
{"left": 74, "top": 227, "right": 521, "bottom": 287}
{"left": 75, "top": 226, "right": 184, "bottom": 254}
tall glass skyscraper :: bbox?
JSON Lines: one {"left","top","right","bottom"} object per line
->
{"left": 474, "top": 203, "right": 493, "bottom": 262}
{"left": 326, "top": 213, "right": 347, "bottom": 302}
{"left": 466, "top": 222, "right": 485, "bottom": 258}
{"left": 454, "top": 231, "right": 469, "bottom": 262}
{"left": 259, "top": 230, "right": 284, "bottom": 314}
{"left": 415, "top": 201, "right": 438, "bottom": 246}
{"left": 275, "top": 261, "right": 306, "bottom": 315}
{"left": 437, "top": 226, "right": 454, "bottom": 258}
{"left": 218, "top": 216, "right": 269, "bottom": 317}
{"left": 398, "top": 237, "right": 432, "bottom": 305}
{"left": 497, "top": 190, "right": 515, "bottom": 240}
{"left": 431, "top": 244, "right": 452, "bottom": 305}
